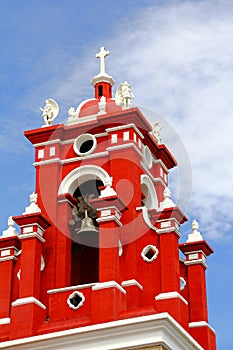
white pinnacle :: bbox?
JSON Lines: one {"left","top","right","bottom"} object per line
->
{"left": 23, "top": 192, "right": 41, "bottom": 214}
{"left": 2, "top": 216, "right": 18, "bottom": 237}
{"left": 186, "top": 219, "right": 203, "bottom": 242}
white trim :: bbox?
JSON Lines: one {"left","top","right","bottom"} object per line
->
{"left": 33, "top": 133, "right": 108, "bottom": 149}
{"left": 106, "top": 123, "right": 144, "bottom": 139}
{"left": 0, "top": 317, "right": 10, "bottom": 325}
{"left": 19, "top": 232, "right": 45, "bottom": 243}
{"left": 47, "top": 283, "right": 96, "bottom": 294}
{"left": 153, "top": 159, "right": 169, "bottom": 174}
{"left": 96, "top": 215, "right": 122, "bottom": 226}
{"left": 184, "top": 259, "right": 208, "bottom": 268}
{"left": 155, "top": 291, "right": 188, "bottom": 305}
{"left": 189, "top": 321, "right": 215, "bottom": 333}
{"left": 12, "top": 297, "right": 46, "bottom": 310}
{"left": 106, "top": 142, "right": 144, "bottom": 157}
{"left": 34, "top": 151, "right": 109, "bottom": 167}
{"left": 58, "top": 165, "right": 113, "bottom": 195}
{"left": 140, "top": 161, "right": 167, "bottom": 188}
{"left": 121, "top": 279, "right": 143, "bottom": 290}
{"left": 92, "top": 281, "right": 126, "bottom": 294}
{"left": 141, "top": 174, "right": 158, "bottom": 210}
{"left": 0, "top": 256, "right": 16, "bottom": 262}
{"left": 0, "top": 313, "right": 203, "bottom": 350}
{"left": 34, "top": 158, "right": 61, "bottom": 166}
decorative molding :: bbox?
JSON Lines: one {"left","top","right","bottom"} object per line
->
{"left": 19, "top": 232, "right": 45, "bottom": 243}
{"left": 141, "top": 174, "right": 158, "bottom": 210}
{"left": 189, "top": 321, "right": 215, "bottom": 333}
{"left": 96, "top": 215, "right": 122, "bottom": 226}
{"left": 121, "top": 279, "right": 143, "bottom": 290}
{"left": 106, "top": 142, "right": 143, "bottom": 158}
{"left": 106, "top": 123, "right": 144, "bottom": 139}
{"left": 92, "top": 281, "right": 126, "bottom": 294}
{"left": 12, "top": 297, "right": 46, "bottom": 310}
{"left": 155, "top": 292, "right": 188, "bottom": 305}
{"left": 143, "top": 145, "right": 153, "bottom": 169}
{"left": 184, "top": 259, "right": 208, "bottom": 268}
{"left": 58, "top": 165, "right": 114, "bottom": 196}
{"left": 47, "top": 283, "right": 96, "bottom": 294}
{"left": 0, "top": 317, "right": 10, "bottom": 325}
{"left": 0, "top": 313, "right": 203, "bottom": 350}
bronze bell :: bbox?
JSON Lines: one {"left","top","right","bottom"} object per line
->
{"left": 77, "top": 209, "right": 99, "bottom": 246}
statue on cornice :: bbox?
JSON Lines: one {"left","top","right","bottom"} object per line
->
{"left": 40, "top": 98, "right": 59, "bottom": 127}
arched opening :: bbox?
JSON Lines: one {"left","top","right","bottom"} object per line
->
{"left": 70, "top": 179, "right": 104, "bottom": 286}
{"left": 140, "top": 174, "right": 158, "bottom": 210}
{"left": 58, "top": 165, "right": 114, "bottom": 287}
{"left": 98, "top": 85, "right": 103, "bottom": 97}
{"left": 73, "top": 179, "right": 103, "bottom": 199}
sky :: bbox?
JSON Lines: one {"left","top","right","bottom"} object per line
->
{"left": 0, "top": 0, "right": 232, "bottom": 348}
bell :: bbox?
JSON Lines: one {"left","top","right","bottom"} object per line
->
{"left": 76, "top": 210, "right": 99, "bottom": 246}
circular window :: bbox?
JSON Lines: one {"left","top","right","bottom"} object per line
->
{"left": 73, "top": 133, "right": 97, "bottom": 156}
{"left": 143, "top": 145, "right": 152, "bottom": 169}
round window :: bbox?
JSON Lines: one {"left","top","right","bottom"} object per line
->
{"left": 73, "top": 133, "right": 97, "bottom": 156}
{"left": 143, "top": 145, "right": 152, "bottom": 169}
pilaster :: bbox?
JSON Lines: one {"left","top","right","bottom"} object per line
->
{"left": 9, "top": 213, "right": 50, "bottom": 339}
{"left": 91, "top": 196, "right": 126, "bottom": 283}
{"left": 0, "top": 236, "right": 21, "bottom": 321}
{"left": 153, "top": 207, "right": 188, "bottom": 327}
{"left": 179, "top": 239, "right": 216, "bottom": 349}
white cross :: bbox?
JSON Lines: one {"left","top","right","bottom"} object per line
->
{"left": 96, "top": 47, "right": 110, "bottom": 75}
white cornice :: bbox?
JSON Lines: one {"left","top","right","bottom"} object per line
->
{"left": 48, "top": 283, "right": 96, "bottom": 294}
{"left": 106, "top": 142, "right": 143, "bottom": 157}
{"left": 92, "top": 281, "right": 126, "bottom": 294}
{"left": 12, "top": 297, "right": 46, "bottom": 310}
{"left": 0, "top": 313, "right": 203, "bottom": 350}
{"left": 155, "top": 291, "right": 188, "bottom": 305}
{"left": 19, "top": 232, "right": 45, "bottom": 243}
{"left": 189, "top": 321, "right": 215, "bottom": 333}
{"left": 0, "top": 317, "right": 10, "bottom": 325}
{"left": 106, "top": 123, "right": 144, "bottom": 139}
{"left": 121, "top": 279, "right": 143, "bottom": 290}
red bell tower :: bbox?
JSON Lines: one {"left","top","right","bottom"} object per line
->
{"left": 0, "top": 47, "right": 216, "bottom": 350}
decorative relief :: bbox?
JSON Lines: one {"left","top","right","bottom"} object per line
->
{"left": 141, "top": 245, "right": 159, "bottom": 263}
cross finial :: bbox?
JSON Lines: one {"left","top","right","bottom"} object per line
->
{"left": 96, "top": 47, "right": 110, "bottom": 75}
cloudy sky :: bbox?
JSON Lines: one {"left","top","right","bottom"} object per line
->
{"left": 0, "top": 0, "right": 232, "bottom": 348}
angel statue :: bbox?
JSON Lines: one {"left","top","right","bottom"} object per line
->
{"left": 40, "top": 99, "right": 59, "bottom": 127}
{"left": 152, "top": 121, "right": 164, "bottom": 144}
{"left": 115, "top": 81, "right": 134, "bottom": 108}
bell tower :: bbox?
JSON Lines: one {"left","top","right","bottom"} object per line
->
{"left": 0, "top": 47, "right": 216, "bottom": 350}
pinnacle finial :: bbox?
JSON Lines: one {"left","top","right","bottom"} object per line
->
{"left": 96, "top": 47, "right": 110, "bottom": 75}
{"left": 2, "top": 216, "right": 18, "bottom": 238}
{"left": 186, "top": 219, "right": 203, "bottom": 242}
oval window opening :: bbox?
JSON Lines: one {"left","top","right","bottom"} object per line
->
{"left": 73, "top": 133, "right": 97, "bottom": 156}
{"left": 80, "top": 139, "right": 94, "bottom": 153}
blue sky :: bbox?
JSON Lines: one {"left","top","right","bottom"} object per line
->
{"left": 1, "top": 0, "right": 233, "bottom": 348}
